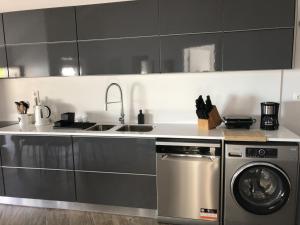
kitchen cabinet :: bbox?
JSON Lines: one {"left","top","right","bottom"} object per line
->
{"left": 76, "top": 0, "right": 158, "bottom": 40}
{"left": 223, "top": 0, "right": 295, "bottom": 31}
{"left": 161, "top": 33, "right": 222, "bottom": 73}
{"left": 1, "top": 135, "right": 74, "bottom": 169}
{"left": 0, "top": 47, "right": 8, "bottom": 78}
{"left": 3, "top": 7, "right": 77, "bottom": 44}
{"left": 223, "top": 29, "right": 294, "bottom": 71}
{"left": 159, "top": 0, "right": 223, "bottom": 35}
{"left": 76, "top": 172, "right": 157, "bottom": 209}
{"left": 3, "top": 168, "right": 76, "bottom": 201}
{"left": 6, "top": 42, "right": 79, "bottom": 77}
{"left": 0, "top": 135, "right": 76, "bottom": 201}
{"left": 0, "top": 15, "right": 4, "bottom": 44}
{"left": 73, "top": 137, "right": 156, "bottom": 208}
{"left": 78, "top": 37, "right": 159, "bottom": 75}
{"left": 73, "top": 137, "right": 156, "bottom": 174}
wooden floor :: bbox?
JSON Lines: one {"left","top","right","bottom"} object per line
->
{"left": 0, "top": 204, "right": 162, "bottom": 225}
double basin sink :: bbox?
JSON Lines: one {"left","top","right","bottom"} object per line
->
{"left": 86, "top": 124, "right": 153, "bottom": 133}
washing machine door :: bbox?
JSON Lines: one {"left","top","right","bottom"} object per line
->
{"left": 231, "top": 162, "right": 290, "bottom": 215}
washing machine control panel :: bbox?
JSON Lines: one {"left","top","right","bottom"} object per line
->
{"left": 246, "top": 148, "right": 278, "bottom": 158}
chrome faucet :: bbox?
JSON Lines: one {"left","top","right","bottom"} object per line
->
{"left": 105, "top": 83, "right": 125, "bottom": 124}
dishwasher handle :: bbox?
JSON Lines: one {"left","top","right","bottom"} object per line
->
{"left": 156, "top": 141, "right": 220, "bottom": 148}
{"left": 160, "top": 153, "right": 220, "bottom": 161}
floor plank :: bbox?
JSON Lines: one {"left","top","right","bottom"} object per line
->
{"left": 0, "top": 204, "right": 161, "bottom": 225}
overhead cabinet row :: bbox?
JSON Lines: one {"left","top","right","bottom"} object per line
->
{"left": 0, "top": 0, "right": 296, "bottom": 77}
{"left": 2, "top": 0, "right": 295, "bottom": 43}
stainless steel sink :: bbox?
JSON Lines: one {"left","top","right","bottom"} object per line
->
{"left": 86, "top": 124, "right": 115, "bottom": 131}
{"left": 117, "top": 125, "right": 153, "bottom": 132}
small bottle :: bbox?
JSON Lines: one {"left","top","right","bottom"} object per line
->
{"left": 138, "top": 110, "right": 145, "bottom": 124}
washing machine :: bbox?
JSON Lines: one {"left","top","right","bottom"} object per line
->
{"left": 224, "top": 142, "right": 299, "bottom": 225}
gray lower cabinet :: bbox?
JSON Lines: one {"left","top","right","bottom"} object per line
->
{"left": 73, "top": 137, "right": 156, "bottom": 174}
{"left": 76, "top": 172, "right": 157, "bottom": 209}
{"left": 0, "top": 135, "right": 76, "bottom": 201}
{"left": 73, "top": 137, "right": 157, "bottom": 209}
{"left": 3, "top": 168, "right": 76, "bottom": 201}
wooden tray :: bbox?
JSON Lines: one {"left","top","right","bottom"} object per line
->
{"left": 224, "top": 130, "right": 267, "bottom": 142}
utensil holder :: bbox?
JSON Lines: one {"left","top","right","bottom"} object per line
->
{"left": 198, "top": 106, "right": 222, "bottom": 130}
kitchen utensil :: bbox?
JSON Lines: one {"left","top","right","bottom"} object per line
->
{"left": 260, "top": 102, "right": 279, "bottom": 130}
{"left": 35, "top": 105, "right": 51, "bottom": 126}
{"left": 61, "top": 112, "right": 75, "bottom": 122}
{"left": 223, "top": 116, "right": 256, "bottom": 129}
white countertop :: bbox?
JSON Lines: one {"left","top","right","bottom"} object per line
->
{"left": 0, "top": 123, "right": 299, "bottom": 142}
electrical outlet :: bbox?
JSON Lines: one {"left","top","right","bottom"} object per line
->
{"left": 293, "top": 93, "right": 300, "bottom": 101}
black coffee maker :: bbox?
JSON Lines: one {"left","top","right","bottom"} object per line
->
{"left": 260, "top": 102, "right": 280, "bottom": 130}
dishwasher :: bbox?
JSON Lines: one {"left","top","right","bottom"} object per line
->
{"left": 156, "top": 139, "right": 221, "bottom": 225}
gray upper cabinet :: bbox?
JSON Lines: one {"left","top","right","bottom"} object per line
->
{"left": 223, "top": 29, "right": 294, "bottom": 71}
{"left": 0, "top": 15, "right": 4, "bottom": 44}
{"left": 161, "top": 33, "right": 222, "bottom": 73}
{"left": 73, "top": 137, "right": 156, "bottom": 175}
{"left": 3, "top": 7, "right": 77, "bottom": 44}
{"left": 0, "top": 135, "right": 74, "bottom": 169}
{"left": 223, "top": 0, "right": 295, "bottom": 31}
{"left": 0, "top": 47, "right": 8, "bottom": 78}
{"left": 76, "top": 0, "right": 158, "bottom": 40}
{"left": 78, "top": 37, "right": 159, "bottom": 75}
{"left": 6, "top": 42, "right": 79, "bottom": 77}
{"left": 159, "top": 0, "right": 223, "bottom": 35}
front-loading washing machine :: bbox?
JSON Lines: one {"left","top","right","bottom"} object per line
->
{"left": 224, "top": 142, "right": 299, "bottom": 225}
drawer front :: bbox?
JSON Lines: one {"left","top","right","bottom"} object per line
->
{"left": 76, "top": 171, "right": 157, "bottom": 209}
{"left": 0, "top": 135, "right": 74, "bottom": 170}
{"left": 73, "top": 137, "right": 156, "bottom": 174}
{"left": 3, "top": 168, "right": 76, "bottom": 201}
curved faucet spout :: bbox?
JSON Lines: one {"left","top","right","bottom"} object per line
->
{"left": 105, "top": 83, "right": 125, "bottom": 124}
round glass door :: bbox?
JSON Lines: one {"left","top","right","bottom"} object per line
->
{"left": 232, "top": 163, "right": 290, "bottom": 215}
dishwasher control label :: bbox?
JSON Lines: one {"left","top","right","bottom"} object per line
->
{"left": 200, "top": 208, "right": 218, "bottom": 221}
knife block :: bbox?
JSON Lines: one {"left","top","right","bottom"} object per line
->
{"left": 198, "top": 106, "right": 222, "bottom": 130}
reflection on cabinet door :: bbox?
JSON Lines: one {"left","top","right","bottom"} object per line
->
{"left": 76, "top": 172, "right": 157, "bottom": 209}
{"left": 223, "top": 0, "right": 295, "bottom": 31}
{"left": 0, "top": 169, "right": 4, "bottom": 196}
{"left": 3, "top": 168, "right": 76, "bottom": 202}
{"left": 76, "top": 0, "right": 158, "bottom": 40}
{"left": 73, "top": 137, "right": 156, "bottom": 174}
{"left": 161, "top": 33, "right": 222, "bottom": 73}
{"left": 223, "top": 29, "right": 294, "bottom": 71}
{"left": 0, "top": 135, "right": 74, "bottom": 170}
{"left": 3, "top": 7, "right": 77, "bottom": 44}
{"left": 6, "top": 42, "right": 79, "bottom": 77}
{"left": 159, "top": 0, "right": 223, "bottom": 35}
{"left": 0, "top": 47, "right": 8, "bottom": 78}
{"left": 0, "top": 15, "right": 4, "bottom": 44}
{"left": 78, "top": 37, "right": 159, "bottom": 75}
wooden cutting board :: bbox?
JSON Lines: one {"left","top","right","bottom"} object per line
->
{"left": 224, "top": 130, "right": 267, "bottom": 142}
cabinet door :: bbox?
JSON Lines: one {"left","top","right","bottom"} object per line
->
{"left": 0, "top": 135, "right": 74, "bottom": 170}
{"left": 0, "top": 15, "right": 4, "bottom": 44}
{"left": 3, "top": 168, "right": 76, "bottom": 201}
{"left": 3, "top": 7, "right": 77, "bottom": 44}
{"left": 76, "top": 0, "right": 158, "bottom": 40}
{"left": 223, "top": 0, "right": 295, "bottom": 31}
{"left": 0, "top": 46, "right": 8, "bottom": 78}
{"left": 161, "top": 33, "right": 222, "bottom": 73}
{"left": 78, "top": 37, "right": 159, "bottom": 75}
{"left": 223, "top": 29, "right": 294, "bottom": 71}
{"left": 76, "top": 172, "right": 157, "bottom": 209}
{"left": 6, "top": 42, "right": 79, "bottom": 77}
{"left": 159, "top": 0, "right": 223, "bottom": 35}
{"left": 73, "top": 137, "right": 156, "bottom": 175}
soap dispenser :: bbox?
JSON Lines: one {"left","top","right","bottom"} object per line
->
{"left": 138, "top": 110, "right": 145, "bottom": 124}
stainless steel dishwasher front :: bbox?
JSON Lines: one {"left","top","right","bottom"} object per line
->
{"left": 156, "top": 140, "right": 221, "bottom": 225}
